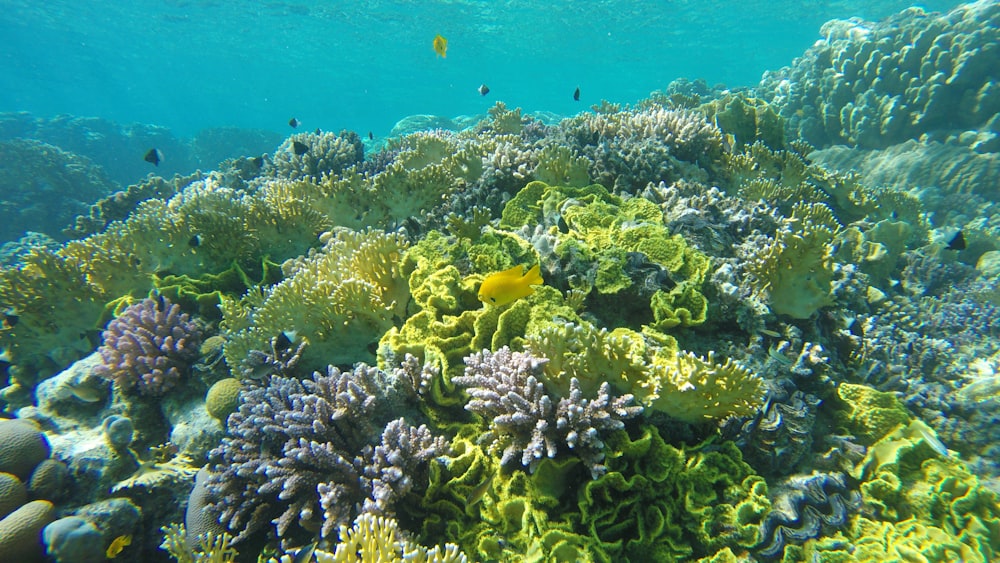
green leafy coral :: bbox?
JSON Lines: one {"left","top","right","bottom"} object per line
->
{"left": 500, "top": 181, "right": 711, "bottom": 328}
{"left": 525, "top": 321, "right": 764, "bottom": 424}
{"left": 222, "top": 228, "right": 410, "bottom": 374}
{"left": 578, "top": 426, "right": 769, "bottom": 561}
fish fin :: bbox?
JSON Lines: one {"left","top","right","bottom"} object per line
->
{"left": 524, "top": 264, "right": 543, "bottom": 286}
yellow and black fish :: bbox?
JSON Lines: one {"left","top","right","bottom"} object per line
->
{"left": 433, "top": 34, "right": 448, "bottom": 58}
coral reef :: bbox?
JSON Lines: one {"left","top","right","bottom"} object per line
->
{"left": 221, "top": 228, "right": 409, "bottom": 373}
{"left": 758, "top": 1, "right": 1000, "bottom": 150}
{"left": 755, "top": 471, "right": 862, "bottom": 559}
{"left": 455, "top": 347, "right": 642, "bottom": 477}
{"left": 204, "top": 362, "right": 443, "bottom": 541}
{"left": 94, "top": 296, "right": 203, "bottom": 397}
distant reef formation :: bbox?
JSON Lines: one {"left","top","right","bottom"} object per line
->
{"left": 758, "top": 0, "right": 1000, "bottom": 151}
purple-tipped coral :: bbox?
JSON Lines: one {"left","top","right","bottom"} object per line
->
{"left": 94, "top": 296, "right": 201, "bottom": 396}
{"left": 455, "top": 347, "right": 642, "bottom": 478}
{"left": 205, "top": 363, "right": 445, "bottom": 541}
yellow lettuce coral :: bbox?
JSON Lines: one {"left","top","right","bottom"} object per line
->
{"left": 525, "top": 321, "right": 764, "bottom": 424}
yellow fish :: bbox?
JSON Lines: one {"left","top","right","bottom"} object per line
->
{"left": 433, "top": 34, "right": 448, "bottom": 58}
{"left": 106, "top": 534, "right": 132, "bottom": 558}
{"left": 478, "top": 264, "right": 543, "bottom": 307}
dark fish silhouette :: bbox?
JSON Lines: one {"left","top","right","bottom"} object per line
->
{"left": 188, "top": 234, "right": 202, "bottom": 248}
{"left": 946, "top": 230, "right": 966, "bottom": 251}
{"left": 2, "top": 311, "right": 18, "bottom": 329}
{"left": 368, "top": 131, "right": 374, "bottom": 140}
{"left": 155, "top": 293, "right": 166, "bottom": 312}
{"left": 289, "top": 117, "right": 300, "bottom": 128}
{"left": 144, "top": 148, "right": 162, "bottom": 166}
{"left": 573, "top": 87, "right": 580, "bottom": 101}
{"left": 251, "top": 156, "right": 264, "bottom": 168}
{"left": 478, "top": 84, "right": 490, "bottom": 96}
{"left": 292, "top": 141, "right": 309, "bottom": 155}
{"left": 315, "top": 128, "right": 321, "bottom": 135}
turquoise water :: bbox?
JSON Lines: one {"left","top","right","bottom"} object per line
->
{"left": 0, "top": 1, "right": 962, "bottom": 138}
{"left": 3, "top": 1, "right": 1000, "bottom": 562}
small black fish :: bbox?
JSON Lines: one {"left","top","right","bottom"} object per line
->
{"left": 573, "top": 86, "right": 580, "bottom": 101}
{"left": 368, "top": 131, "right": 374, "bottom": 140}
{"left": 2, "top": 312, "right": 18, "bottom": 329}
{"left": 292, "top": 141, "right": 309, "bottom": 155}
{"left": 188, "top": 234, "right": 202, "bottom": 248}
{"left": 289, "top": 117, "right": 300, "bottom": 128}
{"left": 291, "top": 541, "right": 318, "bottom": 563}
{"left": 144, "top": 148, "right": 162, "bottom": 166}
{"left": 478, "top": 84, "right": 490, "bottom": 96}
{"left": 315, "top": 128, "right": 321, "bottom": 135}
{"left": 155, "top": 293, "right": 166, "bottom": 312}
{"left": 946, "top": 230, "right": 966, "bottom": 251}
{"left": 251, "top": 156, "right": 264, "bottom": 168}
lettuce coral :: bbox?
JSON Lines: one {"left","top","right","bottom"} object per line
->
{"left": 525, "top": 321, "right": 764, "bottom": 424}
{"left": 577, "top": 425, "right": 769, "bottom": 561}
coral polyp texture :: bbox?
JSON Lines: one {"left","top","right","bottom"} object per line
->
{"left": 204, "top": 362, "right": 445, "bottom": 542}
{"left": 94, "top": 296, "right": 202, "bottom": 396}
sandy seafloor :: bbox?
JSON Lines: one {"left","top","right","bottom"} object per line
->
{"left": 1, "top": 1, "right": 1000, "bottom": 562}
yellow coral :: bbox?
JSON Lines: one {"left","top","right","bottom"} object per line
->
{"left": 309, "top": 513, "right": 467, "bottom": 563}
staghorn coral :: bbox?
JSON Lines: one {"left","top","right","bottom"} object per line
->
{"left": 279, "top": 513, "right": 467, "bottom": 563}
{"left": 755, "top": 471, "right": 862, "bottom": 560}
{"left": 160, "top": 523, "right": 238, "bottom": 563}
{"left": 94, "top": 296, "right": 202, "bottom": 397}
{"left": 204, "top": 362, "right": 442, "bottom": 542}
{"left": 221, "top": 228, "right": 409, "bottom": 373}
{"left": 454, "top": 347, "right": 641, "bottom": 477}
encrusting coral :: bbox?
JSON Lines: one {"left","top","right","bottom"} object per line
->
{"left": 454, "top": 347, "right": 642, "bottom": 478}
{"left": 94, "top": 295, "right": 203, "bottom": 397}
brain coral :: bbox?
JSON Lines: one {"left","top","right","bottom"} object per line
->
{"left": 94, "top": 295, "right": 203, "bottom": 396}
{"left": 758, "top": 1, "right": 1000, "bottom": 149}
{"left": 0, "top": 418, "right": 51, "bottom": 481}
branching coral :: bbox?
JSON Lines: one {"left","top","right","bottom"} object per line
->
{"left": 267, "top": 130, "right": 364, "bottom": 181}
{"left": 204, "top": 362, "right": 444, "bottom": 542}
{"left": 94, "top": 295, "right": 202, "bottom": 396}
{"left": 454, "top": 347, "right": 641, "bottom": 477}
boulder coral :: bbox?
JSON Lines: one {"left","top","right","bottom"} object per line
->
{"left": 759, "top": 1, "right": 1000, "bottom": 149}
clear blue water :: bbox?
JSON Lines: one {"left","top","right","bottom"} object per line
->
{"left": 0, "top": 0, "right": 963, "bottom": 138}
